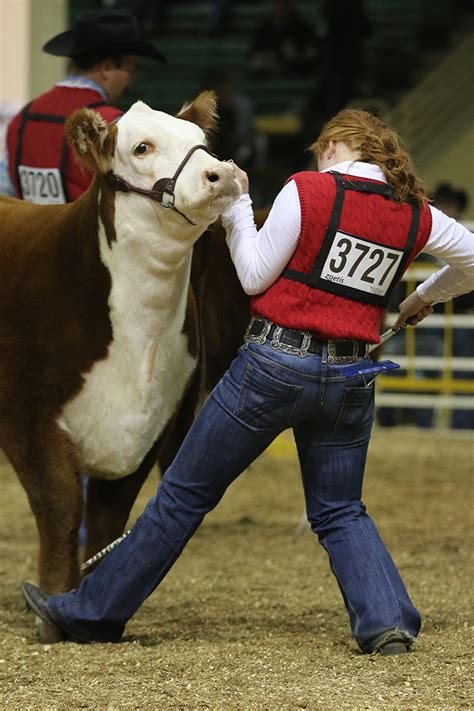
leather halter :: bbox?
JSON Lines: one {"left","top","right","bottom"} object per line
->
{"left": 105, "top": 144, "right": 216, "bottom": 225}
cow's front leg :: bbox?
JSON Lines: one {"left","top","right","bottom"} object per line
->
{"left": 83, "top": 442, "right": 160, "bottom": 569}
{"left": 5, "top": 424, "right": 83, "bottom": 641}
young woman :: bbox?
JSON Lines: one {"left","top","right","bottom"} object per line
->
{"left": 22, "top": 109, "right": 473, "bottom": 655}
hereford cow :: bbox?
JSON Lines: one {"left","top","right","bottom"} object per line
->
{"left": 0, "top": 91, "right": 241, "bottom": 640}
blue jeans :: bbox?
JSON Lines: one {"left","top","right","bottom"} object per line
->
{"left": 48, "top": 340, "right": 420, "bottom": 651}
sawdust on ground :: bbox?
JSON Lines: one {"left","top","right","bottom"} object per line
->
{"left": 0, "top": 428, "right": 472, "bottom": 710}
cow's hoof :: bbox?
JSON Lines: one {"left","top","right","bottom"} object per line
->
{"left": 35, "top": 616, "right": 64, "bottom": 643}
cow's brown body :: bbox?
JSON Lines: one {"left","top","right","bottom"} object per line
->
{"left": 194, "top": 208, "right": 270, "bottom": 387}
{"left": 0, "top": 179, "right": 196, "bottom": 589}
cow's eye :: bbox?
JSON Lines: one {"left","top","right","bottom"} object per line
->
{"left": 134, "top": 142, "right": 150, "bottom": 156}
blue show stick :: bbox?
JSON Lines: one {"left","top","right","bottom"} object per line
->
{"left": 341, "top": 359, "right": 400, "bottom": 377}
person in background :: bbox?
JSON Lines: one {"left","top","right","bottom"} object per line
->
{"left": 379, "top": 181, "right": 471, "bottom": 428}
{"left": 249, "top": 0, "right": 319, "bottom": 78}
{"left": 5, "top": 11, "right": 165, "bottom": 204}
{"left": 301, "top": 0, "right": 371, "bottom": 147}
{"left": 200, "top": 70, "right": 255, "bottom": 172}
{"left": 432, "top": 183, "right": 474, "bottom": 428}
{"left": 413, "top": 181, "right": 471, "bottom": 428}
{"left": 433, "top": 182, "right": 468, "bottom": 220}
{"left": 22, "top": 109, "right": 473, "bottom": 656}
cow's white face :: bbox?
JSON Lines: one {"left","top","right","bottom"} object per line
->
{"left": 65, "top": 92, "right": 241, "bottom": 230}
{"left": 112, "top": 101, "right": 241, "bottom": 225}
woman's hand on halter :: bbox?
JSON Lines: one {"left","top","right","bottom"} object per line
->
{"left": 227, "top": 160, "right": 249, "bottom": 194}
{"left": 394, "top": 291, "right": 433, "bottom": 329}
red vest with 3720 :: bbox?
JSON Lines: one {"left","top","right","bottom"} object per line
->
{"left": 7, "top": 85, "right": 122, "bottom": 203}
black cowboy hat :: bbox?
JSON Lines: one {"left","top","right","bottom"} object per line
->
{"left": 42, "top": 11, "right": 166, "bottom": 62}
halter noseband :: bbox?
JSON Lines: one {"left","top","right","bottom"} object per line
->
{"left": 105, "top": 144, "right": 216, "bottom": 225}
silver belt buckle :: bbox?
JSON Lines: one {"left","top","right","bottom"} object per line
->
{"left": 270, "top": 326, "right": 312, "bottom": 358}
{"left": 244, "top": 317, "right": 272, "bottom": 345}
{"left": 327, "top": 339, "right": 360, "bottom": 364}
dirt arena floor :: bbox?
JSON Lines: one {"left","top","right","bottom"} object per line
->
{"left": 0, "top": 427, "right": 472, "bottom": 710}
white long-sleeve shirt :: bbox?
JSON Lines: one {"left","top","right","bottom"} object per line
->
{"left": 222, "top": 161, "right": 474, "bottom": 304}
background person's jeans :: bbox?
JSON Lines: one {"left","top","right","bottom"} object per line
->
{"left": 48, "top": 340, "right": 420, "bottom": 651}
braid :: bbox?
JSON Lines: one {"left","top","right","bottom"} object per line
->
{"left": 310, "top": 109, "right": 427, "bottom": 207}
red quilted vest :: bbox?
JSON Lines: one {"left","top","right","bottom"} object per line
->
{"left": 7, "top": 85, "right": 122, "bottom": 203}
{"left": 251, "top": 170, "right": 432, "bottom": 343}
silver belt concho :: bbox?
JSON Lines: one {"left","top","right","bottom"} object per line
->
{"left": 244, "top": 317, "right": 313, "bottom": 358}
{"left": 327, "top": 339, "right": 367, "bottom": 364}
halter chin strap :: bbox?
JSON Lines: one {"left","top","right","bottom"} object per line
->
{"left": 105, "top": 144, "right": 216, "bottom": 225}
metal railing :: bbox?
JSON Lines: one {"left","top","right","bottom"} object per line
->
{"left": 376, "top": 256, "right": 474, "bottom": 418}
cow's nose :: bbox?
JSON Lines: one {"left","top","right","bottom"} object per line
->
{"left": 205, "top": 170, "right": 221, "bottom": 184}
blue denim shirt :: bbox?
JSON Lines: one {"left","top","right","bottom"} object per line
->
{"left": 0, "top": 154, "right": 14, "bottom": 197}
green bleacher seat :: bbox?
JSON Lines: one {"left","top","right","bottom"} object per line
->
{"left": 68, "top": 0, "right": 453, "bottom": 124}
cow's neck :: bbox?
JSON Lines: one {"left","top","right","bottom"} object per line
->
{"left": 98, "top": 190, "right": 201, "bottom": 341}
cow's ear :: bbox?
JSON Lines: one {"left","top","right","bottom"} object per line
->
{"left": 65, "top": 109, "right": 118, "bottom": 173}
{"left": 177, "top": 90, "right": 218, "bottom": 136}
